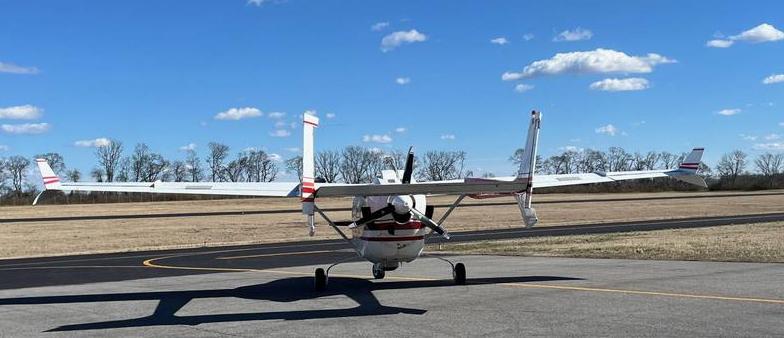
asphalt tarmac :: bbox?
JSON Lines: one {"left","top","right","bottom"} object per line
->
{"left": 1, "top": 214, "right": 783, "bottom": 336}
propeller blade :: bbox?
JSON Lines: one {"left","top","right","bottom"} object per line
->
{"left": 353, "top": 204, "right": 395, "bottom": 226}
{"left": 410, "top": 207, "right": 450, "bottom": 239}
{"left": 401, "top": 146, "right": 414, "bottom": 184}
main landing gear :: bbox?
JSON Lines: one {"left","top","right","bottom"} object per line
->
{"left": 314, "top": 260, "right": 466, "bottom": 291}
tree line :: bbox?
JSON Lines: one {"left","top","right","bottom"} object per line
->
{"left": 1, "top": 141, "right": 783, "bottom": 205}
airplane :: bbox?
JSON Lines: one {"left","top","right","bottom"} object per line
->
{"left": 34, "top": 111, "right": 707, "bottom": 291}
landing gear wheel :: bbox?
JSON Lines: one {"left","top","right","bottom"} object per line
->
{"left": 453, "top": 263, "right": 466, "bottom": 285}
{"left": 372, "top": 264, "right": 386, "bottom": 279}
{"left": 315, "top": 268, "right": 327, "bottom": 291}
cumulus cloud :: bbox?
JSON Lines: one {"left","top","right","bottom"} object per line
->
{"left": 707, "top": 23, "right": 784, "bottom": 48}
{"left": 717, "top": 108, "right": 741, "bottom": 116}
{"left": 371, "top": 22, "right": 389, "bottom": 31}
{"left": 595, "top": 124, "right": 619, "bottom": 136}
{"left": 363, "top": 134, "right": 393, "bottom": 144}
{"left": 0, "top": 105, "right": 43, "bottom": 119}
{"left": 514, "top": 84, "right": 534, "bottom": 93}
{"left": 753, "top": 142, "right": 784, "bottom": 151}
{"left": 589, "top": 77, "right": 649, "bottom": 91}
{"left": 270, "top": 129, "right": 291, "bottom": 137}
{"left": 740, "top": 134, "right": 758, "bottom": 141}
{"left": 395, "top": 127, "right": 407, "bottom": 133}
{"left": 380, "top": 29, "right": 427, "bottom": 52}
{"left": 440, "top": 134, "right": 456, "bottom": 140}
{"left": 763, "top": 74, "right": 784, "bottom": 84}
{"left": 325, "top": 113, "right": 336, "bottom": 119}
{"left": 214, "top": 107, "right": 262, "bottom": 120}
{"left": 75, "top": 138, "right": 111, "bottom": 148}
{"left": 553, "top": 28, "right": 593, "bottom": 42}
{"left": 179, "top": 143, "right": 197, "bottom": 151}
{"left": 502, "top": 48, "right": 675, "bottom": 80}
{"left": 267, "top": 111, "right": 285, "bottom": 119}
{"left": 268, "top": 153, "right": 282, "bottom": 162}
{"left": 395, "top": 77, "right": 411, "bottom": 85}
{"left": 0, "top": 61, "right": 39, "bottom": 74}
{"left": 764, "top": 133, "right": 781, "bottom": 140}
{"left": 490, "top": 37, "right": 509, "bottom": 45}
{"left": 523, "top": 33, "right": 535, "bottom": 41}
{"left": 1, "top": 122, "right": 50, "bottom": 134}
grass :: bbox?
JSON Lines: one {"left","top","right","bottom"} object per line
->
{"left": 1, "top": 190, "right": 783, "bottom": 259}
{"left": 431, "top": 222, "right": 784, "bottom": 263}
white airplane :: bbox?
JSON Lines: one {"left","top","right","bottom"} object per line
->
{"left": 35, "top": 111, "right": 706, "bottom": 290}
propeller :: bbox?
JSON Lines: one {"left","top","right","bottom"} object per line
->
{"left": 410, "top": 207, "right": 450, "bottom": 239}
{"left": 349, "top": 204, "right": 396, "bottom": 228}
{"left": 401, "top": 146, "right": 414, "bottom": 184}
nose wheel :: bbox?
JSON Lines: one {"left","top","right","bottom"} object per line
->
{"left": 372, "top": 263, "right": 386, "bottom": 279}
{"left": 453, "top": 262, "right": 466, "bottom": 285}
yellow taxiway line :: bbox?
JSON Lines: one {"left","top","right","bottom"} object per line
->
{"left": 142, "top": 256, "right": 784, "bottom": 305}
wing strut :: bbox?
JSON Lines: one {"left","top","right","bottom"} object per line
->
{"left": 516, "top": 111, "right": 541, "bottom": 228}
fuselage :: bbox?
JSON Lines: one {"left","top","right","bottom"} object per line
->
{"left": 349, "top": 173, "right": 429, "bottom": 270}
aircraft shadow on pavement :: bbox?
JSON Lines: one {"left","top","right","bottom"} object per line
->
{"left": 0, "top": 275, "right": 581, "bottom": 332}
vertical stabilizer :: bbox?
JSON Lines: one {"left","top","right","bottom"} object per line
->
{"left": 515, "top": 111, "right": 541, "bottom": 228}
{"left": 302, "top": 113, "right": 319, "bottom": 235}
{"left": 36, "top": 159, "right": 62, "bottom": 190}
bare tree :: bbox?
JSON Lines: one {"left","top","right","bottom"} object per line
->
{"left": 245, "top": 150, "right": 278, "bottom": 182}
{"left": 206, "top": 142, "right": 230, "bottom": 182}
{"left": 66, "top": 169, "right": 81, "bottom": 182}
{"left": 131, "top": 143, "right": 151, "bottom": 182}
{"left": 716, "top": 150, "right": 747, "bottom": 185}
{"left": 755, "top": 153, "right": 783, "bottom": 187}
{"left": 171, "top": 160, "right": 188, "bottom": 182}
{"left": 315, "top": 150, "right": 341, "bottom": 183}
{"left": 185, "top": 149, "right": 203, "bottom": 182}
{"left": 285, "top": 156, "right": 303, "bottom": 182}
{"left": 607, "top": 147, "right": 631, "bottom": 171}
{"left": 5, "top": 156, "right": 30, "bottom": 194}
{"left": 115, "top": 157, "right": 131, "bottom": 182}
{"left": 417, "top": 150, "right": 467, "bottom": 181}
{"left": 224, "top": 153, "right": 247, "bottom": 182}
{"left": 340, "top": 146, "right": 378, "bottom": 184}
{"left": 95, "top": 139, "right": 123, "bottom": 182}
{"left": 659, "top": 151, "right": 678, "bottom": 169}
{"left": 34, "top": 152, "right": 66, "bottom": 176}
{"left": 90, "top": 167, "right": 105, "bottom": 182}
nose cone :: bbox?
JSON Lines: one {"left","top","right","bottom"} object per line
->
{"left": 391, "top": 195, "right": 413, "bottom": 214}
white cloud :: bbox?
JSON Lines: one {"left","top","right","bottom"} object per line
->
{"left": 0, "top": 145, "right": 8, "bottom": 151}
{"left": 371, "top": 22, "right": 389, "bottom": 31}
{"left": 274, "top": 120, "right": 287, "bottom": 128}
{"left": 247, "top": 0, "right": 271, "bottom": 6}
{"left": 395, "top": 77, "right": 411, "bottom": 85}
{"left": 440, "top": 134, "right": 456, "bottom": 140}
{"left": 395, "top": 127, "right": 407, "bottom": 133}
{"left": 764, "top": 133, "right": 781, "bottom": 141}
{"left": 74, "top": 138, "right": 111, "bottom": 148}
{"left": 523, "top": 33, "right": 535, "bottom": 41}
{"left": 380, "top": 29, "right": 427, "bottom": 52}
{"left": 270, "top": 129, "right": 291, "bottom": 137}
{"left": 179, "top": 143, "right": 197, "bottom": 151}
{"left": 740, "top": 134, "right": 758, "bottom": 141}
{"left": 589, "top": 77, "right": 649, "bottom": 91}
{"left": 763, "top": 74, "right": 784, "bottom": 84}
{"left": 553, "top": 27, "right": 593, "bottom": 42}
{"left": 780, "top": 122, "right": 784, "bottom": 127}
{"left": 490, "top": 37, "right": 509, "bottom": 45}
{"left": 514, "top": 83, "right": 534, "bottom": 93}
{"left": 595, "top": 124, "right": 619, "bottom": 136}
{"left": 325, "top": 113, "right": 336, "bottom": 119}
{"left": 0, "top": 105, "right": 43, "bottom": 119}
{"left": 268, "top": 153, "right": 282, "bottom": 162}
{"left": 753, "top": 142, "right": 784, "bottom": 151}
{"left": 0, "top": 61, "right": 39, "bottom": 74}
{"left": 707, "top": 23, "right": 784, "bottom": 48}
{"left": 214, "top": 107, "right": 262, "bottom": 120}
{"left": 502, "top": 48, "right": 675, "bottom": 80}
{"left": 717, "top": 108, "right": 741, "bottom": 116}
{"left": 267, "top": 111, "right": 286, "bottom": 119}
{"left": 560, "top": 145, "right": 583, "bottom": 152}
{"left": 1, "top": 122, "right": 50, "bottom": 134}
{"left": 285, "top": 147, "right": 300, "bottom": 153}
{"left": 363, "top": 134, "right": 393, "bottom": 144}
{"left": 706, "top": 39, "right": 734, "bottom": 48}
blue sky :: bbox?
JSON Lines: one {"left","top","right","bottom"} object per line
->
{"left": 1, "top": 0, "right": 783, "bottom": 178}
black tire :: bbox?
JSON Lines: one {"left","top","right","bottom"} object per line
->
{"left": 372, "top": 266, "right": 386, "bottom": 279}
{"left": 315, "top": 268, "right": 327, "bottom": 291}
{"left": 453, "top": 263, "right": 466, "bottom": 285}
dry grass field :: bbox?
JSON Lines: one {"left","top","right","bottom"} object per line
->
{"left": 433, "top": 221, "right": 784, "bottom": 263}
{"left": 0, "top": 190, "right": 783, "bottom": 258}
